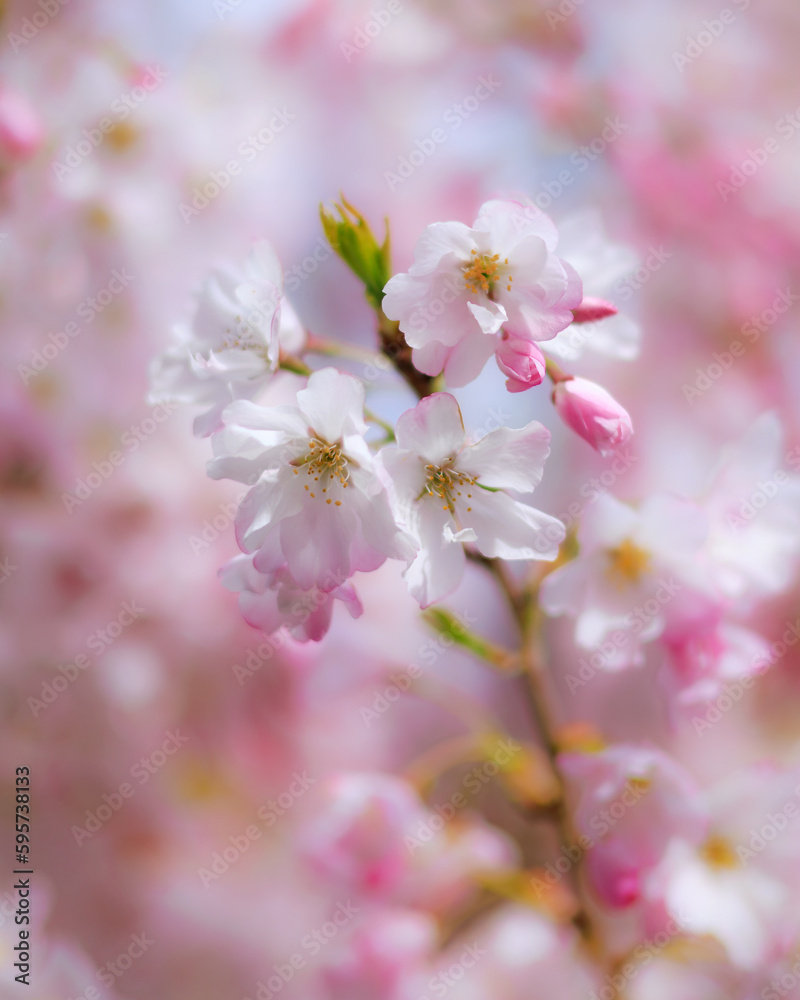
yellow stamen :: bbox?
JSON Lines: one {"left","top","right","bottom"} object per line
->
{"left": 606, "top": 539, "right": 650, "bottom": 586}
{"left": 106, "top": 121, "right": 138, "bottom": 152}
{"left": 420, "top": 463, "right": 479, "bottom": 515}
{"left": 701, "top": 835, "right": 740, "bottom": 869}
{"left": 292, "top": 437, "right": 351, "bottom": 501}
{"left": 462, "top": 250, "right": 510, "bottom": 297}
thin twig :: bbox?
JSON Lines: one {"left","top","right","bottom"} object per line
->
{"left": 378, "top": 314, "right": 608, "bottom": 964}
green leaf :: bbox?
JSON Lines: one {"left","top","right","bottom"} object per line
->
{"left": 319, "top": 195, "right": 391, "bottom": 311}
{"left": 422, "top": 607, "right": 519, "bottom": 672}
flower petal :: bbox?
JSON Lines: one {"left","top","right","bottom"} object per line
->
{"left": 404, "top": 501, "right": 467, "bottom": 607}
{"left": 297, "top": 367, "right": 367, "bottom": 442}
{"left": 394, "top": 393, "right": 466, "bottom": 465}
{"left": 474, "top": 199, "right": 559, "bottom": 254}
{"left": 458, "top": 490, "right": 564, "bottom": 561}
{"left": 459, "top": 420, "right": 551, "bottom": 493}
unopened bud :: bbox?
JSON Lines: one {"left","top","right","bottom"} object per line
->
{"left": 571, "top": 297, "right": 618, "bottom": 324}
{"left": 552, "top": 377, "right": 633, "bottom": 456}
{"left": 496, "top": 337, "right": 546, "bottom": 393}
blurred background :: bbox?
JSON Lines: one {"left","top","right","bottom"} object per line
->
{"left": 3, "top": 0, "right": 800, "bottom": 997}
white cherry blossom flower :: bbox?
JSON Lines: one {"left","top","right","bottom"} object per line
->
{"left": 209, "top": 367, "right": 414, "bottom": 592}
{"left": 540, "top": 491, "right": 713, "bottom": 668}
{"left": 149, "top": 240, "right": 305, "bottom": 436}
{"left": 381, "top": 199, "right": 582, "bottom": 387}
{"left": 650, "top": 765, "right": 800, "bottom": 970}
{"left": 379, "top": 392, "right": 564, "bottom": 607}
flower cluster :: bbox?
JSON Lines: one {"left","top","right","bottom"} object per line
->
{"left": 152, "top": 199, "right": 637, "bottom": 639}
{"left": 149, "top": 188, "right": 800, "bottom": 996}
{"left": 10, "top": 4, "right": 800, "bottom": 999}
{"left": 542, "top": 412, "right": 800, "bottom": 703}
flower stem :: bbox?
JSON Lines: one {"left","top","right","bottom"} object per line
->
{"left": 376, "top": 307, "right": 608, "bottom": 965}
{"left": 478, "top": 557, "right": 606, "bottom": 960}
{"left": 364, "top": 407, "right": 395, "bottom": 441}
{"left": 377, "top": 313, "right": 437, "bottom": 398}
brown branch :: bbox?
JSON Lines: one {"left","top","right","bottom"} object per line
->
{"left": 378, "top": 312, "right": 608, "bottom": 964}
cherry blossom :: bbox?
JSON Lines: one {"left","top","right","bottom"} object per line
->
{"left": 495, "top": 334, "right": 546, "bottom": 392}
{"left": 302, "top": 772, "right": 516, "bottom": 910}
{"left": 12, "top": 6, "right": 800, "bottom": 997}
{"left": 560, "top": 744, "right": 707, "bottom": 909}
{"left": 380, "top": 392, "right": 564, "bottom": 607}
{"left": 382, "top": 199, "right": 582, "bottom": 386}
{"left": 540, "top": 491, "right": 712, "bottom": 667}
{"left": 648, "top": 765, "right": 800, "bottom": 970}
{"left": 149, "top": 240, "right": 305, "bottom": 436}
{"left": 551, "top": 376, "right": 633, "bottom": 456}
{"left": 209, "top": 367, "right": 414, "bottom": 592}
{"left": 219, "top": 553, "right": 363, "bottom": 643}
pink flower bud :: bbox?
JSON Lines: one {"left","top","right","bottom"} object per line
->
{"left": 571, "top": 296, "right": 618, "bottom": 324}
{"left": 496, "top": 337, "right": 546, "bottom": 393}
{"left": 552, "top": 377, "right": 633, "bottom": 456}
{"left": 587, "top": 862, "right": 641, "bottom": 908}
{"left": 0, "top": 87, "right": 43, "bottom": 166}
